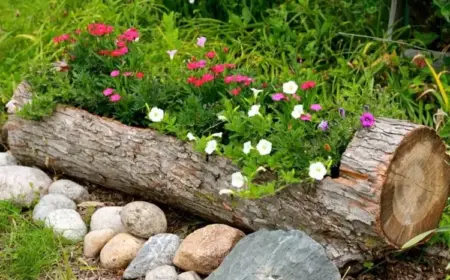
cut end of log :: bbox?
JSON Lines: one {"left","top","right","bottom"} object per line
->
{"left": 380, "top": 127, "right": 450, "bottom": 247}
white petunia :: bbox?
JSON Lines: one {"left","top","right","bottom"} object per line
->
{"left": 283, "top": 81, "right": 298, "bottom": 94}
{"left": 248, "top": 105, "right": 261, "bottom": 117}
{"left": 205, "top": 140, "right": 217, "bottom": 155}
{"left": 251, "top": 88, "right": 263, "bottom": 98}
{"left": 148, "top": 107, "right": 164, "bottom": 122}
{"left": 291, "top": 104, "right": 304, "bottom": 119}
{"left": 219, "top": 189, "right": 234, "bottom": 195}
{"left": 187, "top": 132, "right": 196, "bottom": 141}
{"left": 189, "top": 0, "right": 195, "bottom": 3}
{"left": 231, "top": 172, "right": 246, "bottom": 188}
{"left": 217, "top": 114, "right": 228, "bottom": 121}
{"left": 256, "top": 139, "right": 272, "bottom": 156}
{"left": 167, "top": 50, "right": 178, "bottom": 60}
{"left": 212, "top": 132, "right": 223, "bottom": 138}
{"left": 243, "top": 141, "right": 252, "bottom": 154}
{"left": 256, "top": 166, "right": 267, "bottom": 172}
{"left": 309, "top": 162, "right": 327, "bottom": 180}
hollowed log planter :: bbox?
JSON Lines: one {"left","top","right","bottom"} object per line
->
{"left": 3, "top": 83, "right": 450, "bottom": 267}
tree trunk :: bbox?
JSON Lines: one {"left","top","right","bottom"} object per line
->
{"left": 3, "top": 82, "right": 450, "bottom": 267}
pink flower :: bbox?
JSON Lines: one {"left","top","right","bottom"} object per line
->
{"left": 103, "top": 88, "right": 114, "bottom": 96}
{"left": 292, "top": 94, "right": 301, "bottom": 101}
{"left": 136, "top": 72, "right": 144, "bottom": 79}
{"left": 187, "top": 60, "right": 207, "bottom": 70}
{"left": 197, "top": 36, "right": 207, "bottom": 47}
{"left": 211, "top": 64, "right": 225, "bottom": 74}
{"left": 187, "top": 76, "right": 197, "bottom": 84}
{"left": 300, "top": 114, "right": 312, "bottom": 121}
{"left": 310, "top": 104, "right": 322, "bottom": 111}
{"left": 206, "top": 51, "right": 216, "bottom": 59}
{"left": 88, "top": 23, "right": 114, "bottom": 36}
{"left": 119, "top": 28, "right": 139, "bottom": 42}
{"left": 301, "top": 81, "right": 316, "bottom": 90}
{"left": 53, "top": 34, "right": 70, "bottom": 44}
{"left": 111, "top": 46, "right": 128, "bottom": 57}
{"left": 75, "top": 29, "right": 81, "bottom": 35}
{"left": 123, "top": 72, "right": 133, "bottom": 77}
{"left": 110, "top": 70, "right": 120, "bottom": 77}
{"left": 116, "top": 41, "right": 127, "bottom": 48}
{"left": 231, "top": 87, "right": 241, "bottom": 96}
{"left": 272, "top": 93, "right": 285, "bottom": 101}
{"left": 110, "top": 94, "right": 121, "bottom": 102}
{"left": 224, "top": 75, "right": 235, "bottom": 84}
{"left": 201, "top": 73, "right": 214, "bottom": 83}
{"left": 360, "top": 112, "right": 375, "bottom": 128}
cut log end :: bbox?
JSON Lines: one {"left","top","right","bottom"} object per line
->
{"left": 380, "top": 127, "right": 450, "bottom": 247}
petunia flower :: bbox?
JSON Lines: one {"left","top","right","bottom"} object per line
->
{"left": 310, "top": 104, "right": 322, "bottom": 111}
{"left": 103, "top": 88, "right": 114, "bottom": 96}
{"left": 291, "top": 105, "right": 304, "bottom": 119}
{"left": 205, "top": 140, "right": 217, "bottom": 155}
{"left": 110, "top": 70, "right": 120, "bottom": 77}
{"left": 243, "top": 141, "right": 252, "bottom": 154}
{"left": 148, "top": 107, "right": 164, "bottom": 122}
{"left": 119, "top": 28, "right": 139, "bottom": 42}
{"left": 272, "top": 93, "right": 285, "bottom": 101}
{"left": 309, "top": 162, "right": 327, "bottom": 180}
{"left": 167, "top": 50, "right": 177, "bottom": 60}
{"left": 88, "top": 23, "right": 114, "bottom": 36}
{"left": 187, "top": 132, "right": 196, "bottom": 141}
{"left": 251, "top": 88, "right": 263, "bottom": 98}
{"left": 231, "top": 172, "right": 246, "bottom": 188}
{"left": 211, "top": 132, "right": 223, "bottom": 138}
{"left": 300, "top": 114, "right": 312, "bottom": 121}
{"left": 318, "top": 120, "right": 329, "bottom": 131}
{"left": 301, "top": 81, "right": 316, "bottom": 90}
{"left": 283, "top": 81, "right": 298, "bottom": 94}
{"left": 53, "top": 34, "right": 70, "bottom": 44}
{"left": 256, "top": 139, "right": 272, "bottom": 155}
{"left": 197, "top": 36, "right": 207, "bottom": 47}
{"left": 248, "top": 105, "right": 261, "bottom": 117}
{"left": 110, "top": 94, "right": 121, "bottom": 102}
{"left": 136, "top": 72, "right": 144, "bottom": 79}
{"left": 211, "top": 64, "right": 225, "bottom": 74}
{"left": 206, "top": 51, "right": 216, "bottom": 59}
{"left": 360, "top": 112, "right": 375, "bottom": 128}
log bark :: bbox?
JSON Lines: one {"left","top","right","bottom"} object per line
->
{"left": 3, "top": 82, "right": 450, "bottom": 267}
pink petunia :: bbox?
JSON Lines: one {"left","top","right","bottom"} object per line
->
{"left": 206, "top": 51, "right": 216, "bottom": 59}
{"left": 187, "top": 60, "right": 207, "bottom": 70}
{"left": 110, "top": 70, "right": 120, "bottom": 77}
{"left": 110, "top": 94, "right": 121, "bottom": 102}
{"left": 111, "top": 46, "right": 128, "bottom": 57}
{"left": 230, "top": 87, "right": 242, "bottom": 96}
{"left": 360, "top": 112, "right": 375, "bottom": 128}
{"left": 119, "top": 28, "right": 139, "bottom": 42}
{"left": 300, "top": 114, "right": 312, "bottom": 121}
{"left": 301, "top": 81, "right": 316, "bottom": 90}
{"left": 310, "top": 104, "right": 322, "bottom": 111}
{"left": 272, "top": 93, "right": 285, "bottom": 101}
{"left": 197, "top": 36, "right": 207, "bottom": 47}
{"left": 103, "top": 88, "right": 114, "bottom": 96}
{"left": 88, "top": 23, "right": 114, "bottom": 36}
{"left": 53, "top": 34, "right": 70, "bottom": 44}
{"left": 201, "top": 73, "right": 214, "bottom": 83}
{"left": 136, "top": 72, "right": 144, "bottom": 79}
{"left": 123, "top": 72, "right": 133, "bottom": 77}
{"left": 116, "top": 41, "right": 127, "bottom": 48}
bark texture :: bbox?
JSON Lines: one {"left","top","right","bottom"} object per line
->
{"left": 3, "top": 82, "right": 450, "bottom": 267}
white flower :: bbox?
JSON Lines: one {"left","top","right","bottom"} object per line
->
{"left": 217, "top": 115, "right": 228, "bottom": 121}
{"left": 205, "top": 140, "right": 217, "bottom": 155}
{"left": 283, "top": 81, "right": 298, "bottom": 94}
{"left": 148, "top": 107, "right": 164, "bottom": 122}
{"left": 5, "top": 100, "right": 18, "bottom": 113}
{"left": 212, "top": 132, "right": 223, "bottom": 138}
{"left": 291, "top": 104, "right": 304, "bottom": 119}
{"left": 167, "top": 50, "right": 178, "bottom": 60}
{"left": 189, "top": 0, "right": 195, "bottom": 3}
{"left": 256, "top": 139, "right": 272, "bottom": 156}
{"left": 243, "top": 141, "right": 252, "bottom": 154}
{"left": 251, "top": 88, "right": 263, "bottom": 98}
{"left": 187, "top": 132, "right": 196, "bottom": 141}
{"left": 219, "top": 189, "right": 234, "bottom": 195}
{"left": 231, "top": 172, "right": 246, "bottom": 188}
{"left": 309, "top": 162, "right": 327, "bottom": 180}
{"left": 256, "top": 166, "right": 267, "bottom": 172}
{"left": 248, "top": 105, "right": 261, "bottom": 117}
{"left": 134, "top": 37, "right": 140, "bottom": 42}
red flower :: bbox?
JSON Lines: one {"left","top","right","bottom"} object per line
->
{"left": 187, "top": 76, "right": 197, "bottom": 84}
{"left": 53, "top": 34, "right": 70, "bottom": 44}
{"left": 223, "top": 47, "right": 229, "bottom": 53}
{"left": 111, "top": 46, "right": 128, "bottom": 57}
{"left": 116, "top": 41, "right": 127, "bottom": 48}
{"left": 118, "top": 28, "right": 139, "bottom": 42}
{"left": 301, "top": 81, "right": 316, "bottom": 90}
{"left": 136, "top": 72, "right": 144, "bottom": 79}
{"left": 187, "top": 60, "right": 207, "bottom": 70}
{"left": 88, "top": 23, "right": 114, "bottom": 36}
{"left": 201, "top": 73, "right": 214, "bottom": 83}
{"left": 230, "top": 87, "right": 242, "bottom": 96}
{"left": 206, "top": 51, "right": 216, "bottom": 59}
{"left": 211, "top": 64, "right": 225, "bottom": 74}
{"left": 194, "top": 79, "right": 204, "bottom": 87}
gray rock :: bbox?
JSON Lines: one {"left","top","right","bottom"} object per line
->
{"left": 90, "top": 206, "right": 127, "bottom": 234}
{"left": 0, "top": 153, "right": 17, "bottom": 166}
{"left": 206, "top": 230, "right": 341, "bottom": 280}
{"left": 32, "top": 193, "right": 77, "bottom": 221}
{"left": 121, "top": 201, "right": 167, "bottom": 238}
{"left": 48, "top": 180, "right": 89, "bottom": 203}
{"left": 45, "top": 209, "right": 87, "bottom": 242}
{"left": 145, "top": 265, "right": 178, "bottom": 280}
{"left": 178, "top": 271, "right": 202, "bottom": 280}
{"left": 124, "top": 233, "right": 181, "bottom": 279}
{"left": 0, "top": 166, "right": 52, "bottom": 207}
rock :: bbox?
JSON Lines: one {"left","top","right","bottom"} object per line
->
{"left": 83, "top": 229, "right": 115, "bottom": 258}
{"left": 45, "top": 209, "right": 87, "bottom": 242}
{"left": 173, "top": 224, "right": 245, "bottom": 275}
{"left": 0, "top": 166, "right": 52, "bottom": 207}
{"left": 0, "top": 153, "right": 17, "bottom": 166}
{"left": 123, "top": 234, "right": 181, "bottom": 279}
{"left": 121, "top": 201, "right": 167, "bottom": 238}
{"left": 100, "top": 233, "right": 145, "bottom": 269}
{"left": 48, "top": 179, "right": 89, "bottom": 203}
{"left": 90, "top": 206, "right": 127, "bottom": 234}
{"left": 205, "top": 230, "right": 341, "bottom": 280}
{"left": 179, "top": 271, "right": 202, "bottom": 280}
{"left": 145, "top": 265, "right": 178, "bottom": 280}
{"left": 32, "top": 193, "right": 77, "bottom": 221}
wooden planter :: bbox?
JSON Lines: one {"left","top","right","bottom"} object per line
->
{"left": 3, "top": 82, "right": 450, "bottom": 267}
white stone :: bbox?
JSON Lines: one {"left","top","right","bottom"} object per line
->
{"left": 83, "top": 229, "right": 115, "bottom": 258}
{"left": 100, "top": 233, "right": 145, "bottom": 269}
{"left": 45, "top": 209, "right": 87, "bottom": 242}
{"left": 0, "top": 153, "right": 17, "bottom": 166}
{"left": 32, "top": 194, "right": 76, "bottom": 221}
{"left": 90, "top": 206, "right": 127, "bottom": 234}
{"left": 179, "top": 271, "right": 202, "bottom": 280}
{"left": 121, "top": 201, "right": 167, "bottom": 238}
{"left": 145, "top": 265, "right": 178, "bottom": 280}
{"left": 48, "top": 180, "right": 89, "bottom": 203}
{"left": 0, "top": 166, "right": 52, "bottom": 207}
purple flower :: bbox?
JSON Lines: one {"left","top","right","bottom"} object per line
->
{"left": 318, "top": 120, "right": 329, "bottom": 131}
{"left": 197, "top": 36, "right": 207, "bottom": 47}
{"left": 360, "top": 112, "right": 375, "bottom": 128}
{"left": 310, "top": 104, "right": 322, "bottom": 111}
{"left": 338, "top": 108, "right": 345, "bottom": 118}
{"left": 272, "top": 93, "right": 285, "bottom": 101}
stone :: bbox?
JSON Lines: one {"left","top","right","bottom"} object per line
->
{"left": 32, "top": 193, "right": 77, "bottom": 221}
{"left": 100, "top": 233, "right": 145, "bottom": 269}
{"left": 0, "top": 166, "right": 52, "bottom": 207}
{"left": 173, "top": 224, "right": 245, "bottom": 275}
{"left": 121, "top": 201, "right": 167, "bottom": 238}
{"left": 90, "top": 206, "right": 127, "bottom": 234}
{"left": 0, "top": 153, "right": 17, "bottom": 166}
{"left": 205, "top": 230, "right": 341, "bottom": 280}
{"left": 83, "top": 229, "right": 115, "bottom": 258}
{"left": 145, "top": 265, "right": 178, "bottom": 280}
{"left": 123, "top": 234, "right": 181, "bottom": 279}
{"left": 48, "top": 179, "right": 89, "bottom": 203}
{"left": 178, "top": 271, "right": 202, "bottom": 280}
{"left": 45, "top": 209, "right": 87, "bottom": 242}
